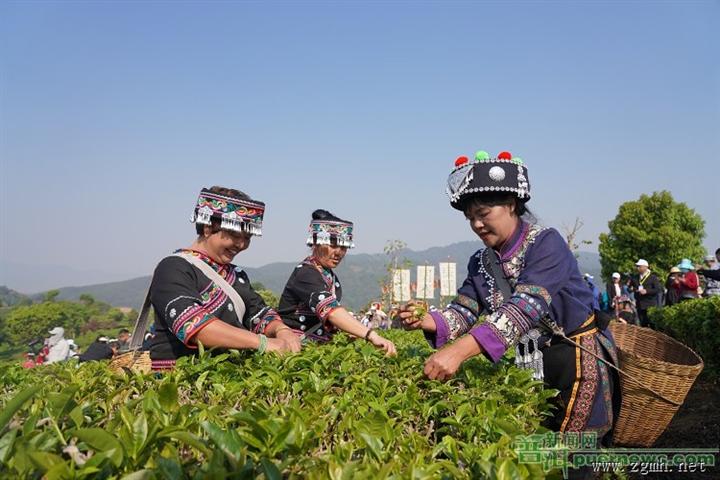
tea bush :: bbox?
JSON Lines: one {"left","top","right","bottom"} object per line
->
{"left": 649, "top": 296, "right": 720, "bottom": 376}
{"left": 0, "top": 330, "right": 558, "bottom": 479}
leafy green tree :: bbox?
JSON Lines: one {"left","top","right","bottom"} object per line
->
{"left": 78, "top": 293, "right": 95, "bottom": 305}
{"left": 4, "top": 301, "right": 89, "bottom": 344}
{"left": 43, "top": 290, "right": 60, "bottom": 302}
{"left": 598, "top": 191, "right": 705, "bottom": 281}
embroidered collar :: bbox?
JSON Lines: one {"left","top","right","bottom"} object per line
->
{"left": 176, "top": 248, "right": 231, "bottom": 275}
{"left": 303, "top": 256, "right": 336, "bottom": 289}
{"left": 498, "top": 220, "right": 528, "bottom": 261}
{"left": 478, "top": 223, "right": 547, "bottom": 311}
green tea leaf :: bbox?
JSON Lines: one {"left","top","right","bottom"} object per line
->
{"left": 0, "top": 385, "right": 41, "bottom": 431}
{"left": 260, "top": 458, "right": 282, "bottom": 480}
{"left": 73, "top": 428, "right": 124, "bottom": 467}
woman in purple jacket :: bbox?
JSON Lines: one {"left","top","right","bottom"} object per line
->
{"left": 400, "top": 150, "right": 619, "bottom": 443}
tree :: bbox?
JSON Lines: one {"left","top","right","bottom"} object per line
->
{"left": 562, "top": 217, "right": 593, "bottom": 258}
{"left": 79, "top": 293, "right": 96, "bottom": 305}
{"left": 43, "top": 290, "right": 60, "bottom": 302}
{"left": 5, "top": 301, "right": 89, "bottom": 344}
{"left": 598, "top": 191, "right": 705, "bottom": 281}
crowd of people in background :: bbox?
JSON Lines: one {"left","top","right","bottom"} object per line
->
{"left": 584, "top": 248, "right": 720, "bottom": 327}
{"left": 19, "top": 247, "right": 720, "bottom": 367}
{"left": 21, "top": 327, "right": 155, "bottom": 368}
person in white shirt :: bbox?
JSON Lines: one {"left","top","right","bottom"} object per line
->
{"left": 45, "top": 327, "right": 71, "bottom": 363}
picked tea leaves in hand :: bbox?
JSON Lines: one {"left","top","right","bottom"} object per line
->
{"left": 412, "top": 301, "right": 428, "bottom": 319}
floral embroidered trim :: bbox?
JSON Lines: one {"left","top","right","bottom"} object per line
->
{"left": 174, "top": 311, "right": 216, "bottom": 344}
{"left": 310, "top": 291, "right": 339, "bottom": 320}
{"left": 168, "top": 249, "right": 238, "bottom": 346}
{"left": 501, "top": 224, "right": 547, "bottom": 281}
{"left": 508, "top": 296, "right": 543, "bottom": 324}
{"left": 483, "top": 310, "right": 521, "bottom": 348}
{"left": 249, "top": 306, "right": 282, "bottom": 334}
{"left": 151, "top": 359, "right": 177, "bottom": 371}
{"left": 176, "top": 249, "right": 228, "bottom": 273}
{"left": 440, "top": 308, "right": 472, "bottom": 341}
{"left": 514, "top": 284, "right": 552, "bottom": 307}
{"left": 562, "top": 335, "right": 600, "bottom": 432}
{"left": 452, "top": 294, "right": 480, "bottom": 317}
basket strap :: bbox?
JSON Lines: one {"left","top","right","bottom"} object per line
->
{"left": 128, "top": 288, "right": 153, "bottom": 351}
{"left": 544, "top": 321, "right": 682, "bottom": 407}
{"left": 174, "top": 252, "right": 247, "bottom": 322}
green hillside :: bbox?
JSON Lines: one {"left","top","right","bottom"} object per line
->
{"left": 38, "top": 242, "right": 601, "bottom": 311}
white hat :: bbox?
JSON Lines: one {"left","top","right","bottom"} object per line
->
{"left": 612, "top": 272, "right": 621, "bottom": 279}
{"left": 635, "top": 259, "right": 649, "bottom": 267}
{"left": 48, "top": 327, "right": 64, "bottom": 335}
{"left": 583, "top": 273, "right": 594, "bottom": 280}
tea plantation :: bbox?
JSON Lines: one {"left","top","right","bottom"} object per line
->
{"left": 1, "top": 330, "right": 559, "bottom": 479}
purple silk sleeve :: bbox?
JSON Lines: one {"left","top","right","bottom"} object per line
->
{"left": 424, "top": 310, "right": 451, "bottom": 348}
{"left": 470, "top": 324, "right": 507, "bottom": 362}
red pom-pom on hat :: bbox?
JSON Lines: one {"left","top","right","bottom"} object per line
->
{"left": 498, "top": 151, "right": 512, "bottom": 160}
{"left": 455, "top": 156, "right": 469, "bottom": 167}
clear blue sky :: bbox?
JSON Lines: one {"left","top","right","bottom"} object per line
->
{"left": 1, "top": 1, "right": 718, "bottom": 292}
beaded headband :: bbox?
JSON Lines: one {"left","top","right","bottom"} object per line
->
{"left": 306, "top": 220, "right": 354, "bottom": 248}
{"left": 190, "top": 189, "right": 265, "bottom": 236}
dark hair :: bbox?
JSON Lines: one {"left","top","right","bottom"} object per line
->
{"left": 716, "top": 247, "right": 720, "bottom": 256}
{"left": 459, "top": 193, "right": 533, "bottom": 220}
{"left": 195, "top": 186, "right": 251, "bottom": 235}
{"left": 311, "top": 209, "right": 349, "bottom": 223}
{"left": 119, "top": 329, "right": 130, "bottom": 335}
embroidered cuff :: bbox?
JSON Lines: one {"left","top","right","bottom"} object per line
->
{"left": 251, "top": 307, "right": 282, "bottom": 334}
{"left": 514, "top": 284, "right": 552, "bottom": 309}
{"left": 309, "top": 291, "right": 340, "bottom": 320}
{"left": 452, "top": 294, "right": 480, "bottom": 317}
{"left": 174, "top": 312, "right": 218, "bottom": 347}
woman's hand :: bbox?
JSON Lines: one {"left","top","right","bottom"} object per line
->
{"left": 424, "top": 348, "right": 463, "bottom": 381}
{"left": 396, "top": 300, "right": 436, "bottom": 332}
{"left": 265, "top": 337, "right": 291, "bottom": 353}
{"left": 367, "top": 330, "right": 397, "bottom": 357}
{"left": 424, "top": 335, "right": 482, "bottom": 381}
{"left": 275, "top": 328, "right": 302, "bottom": 353}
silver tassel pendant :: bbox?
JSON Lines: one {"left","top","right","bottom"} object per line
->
{"left": 528, "top": 329, "right": 544, "bottom": 380}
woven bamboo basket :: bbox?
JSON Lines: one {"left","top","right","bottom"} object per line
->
{"left": 609, "top": 322, "right": 703, "bottom": 447}
{"left": 109, "top": 350, "right": 152, "bottom": 375}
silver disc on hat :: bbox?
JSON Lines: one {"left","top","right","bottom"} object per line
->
{"left": 489, "top": 166, "right": 506, "bottom": 182}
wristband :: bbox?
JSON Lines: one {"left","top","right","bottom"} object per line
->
{"left": 364, "top": 328, "right": 374, "bottom": 342}
{"left": 257, "top": 334, "right": 268, "bottom": 354}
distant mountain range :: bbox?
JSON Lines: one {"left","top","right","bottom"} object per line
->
{"left": 3, "top": 242, "right": 602, "bottom": 311}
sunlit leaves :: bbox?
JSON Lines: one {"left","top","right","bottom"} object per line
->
{"left": 0, "top": 330, "right": 554, "bottom": 478}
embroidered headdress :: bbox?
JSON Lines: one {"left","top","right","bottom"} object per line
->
{"left": 306, "top": 210, "right": 355, "bottom": 248}
{"left": 191, "top": 188, "right": 265, "bottom": 236}
{"left": 446, "top": 150, "right": 530, "bottom": 210}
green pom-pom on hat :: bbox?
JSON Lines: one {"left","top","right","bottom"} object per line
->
{"left": 474, "top": 150, "right": 490, "bottom": 161}
{"left": 513, "top": 157, "right": 523, "bottom": 165}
